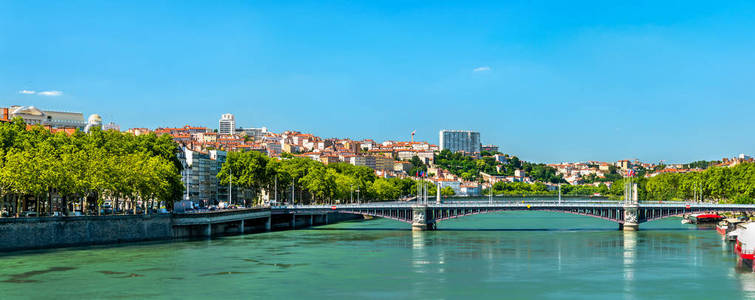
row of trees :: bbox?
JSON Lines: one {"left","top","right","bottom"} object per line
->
{"left": 217, "top": 151, "right": 441, "bottom": 205}
{"left": 0, "top": 118, "right": 183, "bottom": 217}
{"left": 483, "top": 181, "right": 610, "bottom": 196}
{"left": 642, "top": 162, "right": 755, "bottom": 203}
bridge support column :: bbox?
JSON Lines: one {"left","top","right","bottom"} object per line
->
{"left": 324, "top": 214, "right": 328, "bottom": 225}
{"left": 265, "top": 217, "right": 271, "bottom": 231}
{"left": 204, "top": 223, "right": 212, "bottom": 237}
{"left": 412, "top": 205, "right": 433, "bottom": 231}
{"left": 623, "top": 183, "right": 640, "bottom": 231}
{"left": 309, "top": 215, "right": 314, "bottom": 226}
{"left": 240, "top": 219, "right": 245, "bottom": 234}
{"left": 291, "top": 214, "right": 296, "bottom": 229}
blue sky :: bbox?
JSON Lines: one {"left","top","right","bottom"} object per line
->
{"left": 2, "top": 1, "right": 755, "bottom": 163}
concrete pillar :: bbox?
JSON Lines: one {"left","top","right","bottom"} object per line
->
{"left": 622, "top": 183, "right": 640, "bottom": 231}
{"left": 291, "top": 214, "right": 296, "bottom": 229}
{"left": 240, "top": 219, "right": 245, "bottom": 234}
{"left": 204, "top": 223, "right": 212, "bottom": 237}
{"left": 310, "top": 215, "right": 314, "bottom": 226}
{"left": 324, "top": 214, "right": 328, "bottom": 225}
{"left": 412, "top": 205, "right": 432, "bottom": 231}
{"left": 265, "top": 217, "right": 271, "bottom": 231}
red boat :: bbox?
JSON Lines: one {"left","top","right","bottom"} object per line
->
{"left": 685, "top": 213, "right": 724, "bottom": 224}
{"left": 736, "top": 225, "right": 755, "bottom": 271}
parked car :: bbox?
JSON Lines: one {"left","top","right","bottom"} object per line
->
{"left": 21, "top": 211, "right": 38, "bottom": 217}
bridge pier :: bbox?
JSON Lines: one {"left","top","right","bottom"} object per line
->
{"left": 622, "top": 183, "right": 640, "bottom": 231}
{"left": 204, "top": 223, "right": 212, "bottom": 237}
{"left": 239, "top": 219, "right": 244, "bottom": 234}
{"left": 265, "top": 217, "right": 271, "bottom": 231}
{"left": 411, "top": 205, "right": 435, "bottom": 231}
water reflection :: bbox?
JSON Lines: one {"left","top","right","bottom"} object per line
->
{"left": 411, "top": 230, "right": 428, "bottom": 273}
{"left": 623, "top": 231, "right": 637, "bottom": 296}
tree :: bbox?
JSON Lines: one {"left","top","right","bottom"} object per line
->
{"left": 371, "top": 178, "right": 400, "bottom": 201}
{"left": 440, "top": 186, "right": 455, "bottom": 196}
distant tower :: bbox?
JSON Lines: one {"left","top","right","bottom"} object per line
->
{"left": 84, "top": 114, "right": 102, "bottom": 133}
{"left": 219, "top": 113, "right": 235, "bottom": 135}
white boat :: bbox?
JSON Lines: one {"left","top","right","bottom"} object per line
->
{"left": 728, "top": 228, "right": 742, "bottom": 241}
{"left": 736, "top": 223, "right": 755, "bottom": 271}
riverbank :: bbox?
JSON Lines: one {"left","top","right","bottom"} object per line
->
{"left": 0, "top": 210, "right": 362, "bottom": 252}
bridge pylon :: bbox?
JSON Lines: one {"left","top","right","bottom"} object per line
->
{"left": 622, "top": 182, "right": 639, "bottom": 231}
{"left": 411, "top": 205, "right": 435, "bottom": 231}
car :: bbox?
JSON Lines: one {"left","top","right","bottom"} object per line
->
{"left": 21, "top": 211, "right": 38, "bottom": 217}
{"left": 158, "top": 208, "right": 170, "bottom": 214}
{"left": 208, "top": 205, "right": 218, "bottom": 211}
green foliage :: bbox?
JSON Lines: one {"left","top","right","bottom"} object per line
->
{"left": 435, "top": 150, "right": 563, "bottom": 183}
{"left": 440, "top": 186, "right": 455, "bottom": 196}
{"left": 0, "top": 120, "right": 183, "bottom": 216}
{"left": 683, "top": 160, "right": 720, "bottom": 169}
{"left": 612, "top": 163, "right": 755, "bottom": 202}
{"left": 219, "top": 154, "right": 430, "bottom": 204}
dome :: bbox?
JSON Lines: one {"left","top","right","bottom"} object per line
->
{"left": 88, "top": 114, "right": 102, "bottom": 124}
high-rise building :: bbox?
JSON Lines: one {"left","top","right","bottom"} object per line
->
{"left": 219, "top": 113, "right": 235, "bottom": 135}
{"left": 439, "top": 130, "right": 481, "bottom": 154}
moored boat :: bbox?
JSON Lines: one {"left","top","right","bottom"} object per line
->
{"left": 718, "top": 218, "right": 744, "bottom": 235}
{"left": 736, "top": 225, "right": 755, "bottom": 271}
{"left": 683, "top": 213, "right": 724, "bottom": 224}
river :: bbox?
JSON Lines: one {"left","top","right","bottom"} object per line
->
{"left": 1, "top": 205, "right": 754, "bottom": 299}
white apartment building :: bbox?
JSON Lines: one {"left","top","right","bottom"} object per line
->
{"left": 219, "top": 113, "right": 236, "bottom": 135}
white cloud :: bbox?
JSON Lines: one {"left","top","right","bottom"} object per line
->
{"left": 18, "top": 90, "right": 36, "bottom": 94}
{"left": 473, "top": 66, "right": 491, "bottom": 72}
{"left": 38, "top": 90, "right": 63, "bottom": 96}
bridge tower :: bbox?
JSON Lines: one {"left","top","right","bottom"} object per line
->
{"left": 412, "top": 205, "right": 435, "bottom": 231}
{"left": 622, "top": 182, "right": 639, "bottom": 231}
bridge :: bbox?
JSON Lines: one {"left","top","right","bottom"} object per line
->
{"left": 273, "top": 201, "right": 755, "bottom": 231}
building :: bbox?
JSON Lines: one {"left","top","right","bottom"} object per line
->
{"left": 84, "top": 114, "right": 102, "bottom": 133}
{"left": 241, "top": 127, "right": 268, "bottom": 139}
{"left": 179, "top": 147, "right": 251, "bottom": 207}
{"left": 7, "top": 105, "right": 88, "bottom": 129}
{"left": 439, "top": 130, "right": 481, "bottom": 154}
{"left": 481, "top": 144, "right": 499, "bottom": 153}
{"left": 1, "top": 107, "right": 9, "bottom": 122}
{"left": 102, "top": 122, "right": 120, "bottom": 131}
{"left": 219, "top": 113, "right": 236, "bottom": 135}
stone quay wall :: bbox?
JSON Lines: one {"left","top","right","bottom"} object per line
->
{"left": 0, "top": 214, "right": 173, "bottom": 252}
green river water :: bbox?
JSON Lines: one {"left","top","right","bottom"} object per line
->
{"left": 2, "top": 210, "right": 754, "bottom": 299}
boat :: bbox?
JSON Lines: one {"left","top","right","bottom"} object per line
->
{"left": 682, "top": 213, "right": 724, "bottom": 224}
{"left": 735, "top": 224, "right": 755, "bottom": 271}
{"left": 728, "top": 228, "right": 742, "bottom": 241}
{"left": 718, "top": 218, "right": 745, "bottom": 235}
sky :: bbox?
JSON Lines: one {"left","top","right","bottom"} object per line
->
{"left": 2, "top": 1, "right": 755, "bottom": 163}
